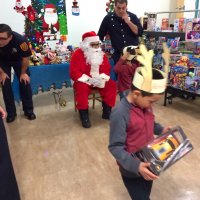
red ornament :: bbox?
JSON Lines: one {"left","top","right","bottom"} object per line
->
{"left": 22, "top": 5, "right": 37, "bottom": 23}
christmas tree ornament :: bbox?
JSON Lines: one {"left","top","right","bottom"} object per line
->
{"left": 13, "top": 0, "right": 25, "bottom": 13}
{"left": 72, "top": 0, "right": 80, "bottom": 16}
{"left": 22, "top": 5, "right": 38, "bottom": 23}
{"left": 105, "top": 0, "right": 114, "bottom": 13}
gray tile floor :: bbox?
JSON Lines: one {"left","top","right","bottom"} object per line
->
{"left": 1, "top": 88, "right": 200, "bottom": 200}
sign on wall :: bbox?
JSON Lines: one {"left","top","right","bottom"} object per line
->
{"left": 14, "top": 0, "right": 68, "bottom": 48}
{"left": 31, "top": 0, "right": 68, "bottom": 41}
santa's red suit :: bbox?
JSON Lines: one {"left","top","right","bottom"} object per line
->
{"left": 70, "top": 38, "right": 117, "bottom": 110}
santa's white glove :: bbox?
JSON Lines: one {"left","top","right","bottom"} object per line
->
{"left": 89, "top": 76, "right": 106, "bottom": 88}
{"left": 78, "top": 74, "right": 91, "bottom": 85}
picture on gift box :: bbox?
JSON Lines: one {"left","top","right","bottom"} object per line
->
{"left": 149, "top": 134, "right": 180, "bottom": 161}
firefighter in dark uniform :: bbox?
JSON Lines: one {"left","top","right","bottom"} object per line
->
{"left": 0, "top": 24, "right": 36, "bottom": 123}
{"left": 0, "top": 106, "right": 21, "bottom": 200}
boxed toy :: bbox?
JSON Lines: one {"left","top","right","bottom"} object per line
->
{"left": 140, "top": 16, "right": 148, "bottom": 30}
{"left": 161, "top": 18, "right": 169, "bottom": 30}
{"left": 185, "top": 18, "right": 200, "bottom": 42}
{"left": 135, "top": 126, "right": 193, "bottom": 175}
{"left": 174, "top": 19, "right": 179, "bottom": 32}
{"left": 174, "top": 18, "right": 185, "bottom": 32}
{"left": 147, "top": 13, "right": 157, "bottom": 31}
{"left": 169, "top": 66, "right": 188, "bottom": 90}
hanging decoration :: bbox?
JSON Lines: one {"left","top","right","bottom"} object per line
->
{"left": 13, "top": 0, "right": 25, "bottom": 13}
{"left": 72, "top": 0, "right": 80, "bottom": 16}
{"left": 105, "top": 0, "right": 114, "bottom": 13}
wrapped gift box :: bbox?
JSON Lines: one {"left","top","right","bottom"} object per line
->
{"left": 135, "top": 126, "right": 193, "bottom": 175}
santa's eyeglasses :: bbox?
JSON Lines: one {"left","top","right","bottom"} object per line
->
{"left": 90, "top": 42, "right": 101, "bottom": 48}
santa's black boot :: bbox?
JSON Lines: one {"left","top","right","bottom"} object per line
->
{"left": 102, "top": 102, "right": 112, "bottom": 120}
{"left": 79, "top": 109, "right": 91, "bottom": 128}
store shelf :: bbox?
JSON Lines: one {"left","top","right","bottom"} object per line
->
{"left": 143, "top": 31, "right": 185, "bottom": 40}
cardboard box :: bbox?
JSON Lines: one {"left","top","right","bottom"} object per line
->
{"left": 135, "top": 126, "right": 193, "bottom": 175}
{"left": 161, "top": 18, "right": 169, "bottom": 30}
{"left": 147, "top": 13, "right": 157, "bottom": 31}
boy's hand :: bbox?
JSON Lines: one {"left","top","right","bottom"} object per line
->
{"left": 162, "top": 126, "right": 172, "bottom": 134}
{"left": 138, "top": 162, "right": 159, "bottom": 181}
{"left": 122, "top": 52, "right": 130, "bottom": 60}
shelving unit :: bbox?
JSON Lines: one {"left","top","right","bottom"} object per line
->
{"left": 143, "top": 31, "right": 185, "bottom": 41}
{"left": 142, "top": 31, "right": 200, "bottom": 106}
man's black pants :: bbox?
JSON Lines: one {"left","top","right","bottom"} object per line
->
{"left": 0, "top": 118, "right": 20, "bottom": 200}
{"left": 1, "top": 62, "right": 33, "bottom": 116}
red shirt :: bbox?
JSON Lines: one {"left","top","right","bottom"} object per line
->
{"left": 114, "top": 58, "right": 139, "bottom": 92}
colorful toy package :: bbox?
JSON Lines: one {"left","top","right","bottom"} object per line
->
{"left": 185, "top": 18, "right": 200, "bottom": 42}
{"left": 169, "top": 66, "right": 188, "bottom": 90}
{"left": 169, "top": 55, "right": 200, "bottom": 93}
{"left": 135, "top": 126, "right": 193, "bottom": 175}
{"left": 185, "top": 67, "right": 200, "bottom": 94}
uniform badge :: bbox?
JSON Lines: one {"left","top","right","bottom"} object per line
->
{"left": 20, "top": 42, "right": 28, "bottom": 51}
{"left": 12, "top": 48, "right": 18, "bottom": 53}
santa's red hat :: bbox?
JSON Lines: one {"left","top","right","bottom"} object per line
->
{"left": 45, "top": 4, "right": 56, "bottom": 9}
{"left": 82, "top": 31, "right": 99, "bottom": 43}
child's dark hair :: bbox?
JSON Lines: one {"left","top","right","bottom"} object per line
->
{"left": 131, "top": 68, "right": 165, "bottom": 96}
{"left": 0, "top": 24, "right": 12, "bottom": 37}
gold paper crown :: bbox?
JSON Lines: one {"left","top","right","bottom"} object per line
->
{"left": 132, "top": 43, "right": 170, "bottom": 93}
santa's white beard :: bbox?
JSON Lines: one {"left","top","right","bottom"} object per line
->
{"left": 83, "top": 47, "right": 103, "bottom": 67}
{"left": 85, "top": 47, "right": 104, "bottom": 77}
{"left": 44, "top": 12, "right": 58, "bottom": 25}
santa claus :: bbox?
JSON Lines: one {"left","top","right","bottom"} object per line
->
{"left": 70, "top": 31, "right": 117, "bottom": 128}
{"left": 42, "top": 4, "right": 59, "bottom": 34}
{"left": 13, "top": 0, "right": 25, "bottom": 13}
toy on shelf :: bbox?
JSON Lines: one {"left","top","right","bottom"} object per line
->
{"left": 185, "top": 18, "right": 200, "bottom": 42}
{"left": 169, "top": 55, "right": 200, "bottom": 93}
{"left": 30, "top": 54, "right": 40, "bottom": 66}
{"left": 101, "top": 34, "right": 114, "bottom": 59}
{"left": 135, "top": 126, "right": 193, "bottom": 175}
{"left": 147, "top": 13, "right": 157, "bottom": 31}
{"left": 175, "top": 55, "right": 189, "bottom": 67}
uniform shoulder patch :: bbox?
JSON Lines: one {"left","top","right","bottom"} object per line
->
{"left": 20, "top": 42, "right": 28, "bottom": 51}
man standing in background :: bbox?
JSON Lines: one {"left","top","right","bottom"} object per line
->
{"left": 98, "top": 0, "right": 143, "bottom": 64}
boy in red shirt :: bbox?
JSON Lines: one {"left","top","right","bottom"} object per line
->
{"left": 114, "top": 46, "right": 139, "bottom": 99}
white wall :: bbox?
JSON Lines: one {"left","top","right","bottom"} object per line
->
{"left": 0, "top": 0, "right": 174, "bottom": 47}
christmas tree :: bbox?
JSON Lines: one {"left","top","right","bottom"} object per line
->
{"left": 106, "top": 0, "right": 114, "bottom": 13}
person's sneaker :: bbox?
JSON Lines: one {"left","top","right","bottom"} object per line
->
{"left": 6, "top": 114, "right": 17, "bottom": 123}
{"left": 24, "top": 112, "right": 36, "bottom": 120}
